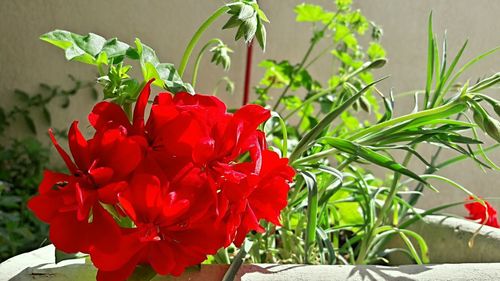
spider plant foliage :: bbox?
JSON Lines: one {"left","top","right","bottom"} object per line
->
{"left": 253, "top": 3, "right": 500, "bottom": 266}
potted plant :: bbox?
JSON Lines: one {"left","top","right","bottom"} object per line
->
{"left": 1, "top": 1, "right": 500, "bottom": 280}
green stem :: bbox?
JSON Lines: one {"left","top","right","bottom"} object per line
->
{"left": 192, "top": 38, "right": 223, "bottom": 88}
{"left": 178, "top": 6, "right": 229, "bottom": 78}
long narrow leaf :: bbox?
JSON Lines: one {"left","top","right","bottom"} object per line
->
{"left": 424, "top": 13, "right": 435, "bottom": 108}
{"left": 300, "top": 171, "right": 318, "bottom": 264}
{"left": 321, "top": 137, "right": 427, "bottom": 184}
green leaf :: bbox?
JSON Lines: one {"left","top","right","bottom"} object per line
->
{"left": 397, "top": 230, "right": 429, "bottom": 264}
{"left": 300, "top": 171, "right": 318, "bottom": 263}
{"left": 238, "top": 3, "right": 255, "bottom": 20}
{"left": 41, "top": 30, "right": 131, "bottom": 66}
{"left": 42, "top": 106, "right": 51, "bottom": 125}
{"left": 367, "top": 42, "right": 386, "bottom": 60}
{"left": 316, "top": 227, "right": 336, "bottom": 264}
{"left": 256, "top": 18, "right": 267, "bottom": 51}
{"left": 210, "top": 42, "right": 233, "bottom": 71}
{"left": 424, "top": 13, "right": 434, "bottom": 108}
{"left": 223, "top": 1, "right": 267, "bottom": 50}
{"left": 222, "top": 15, "right": 241, "bottom": 29}
{"left": 470, "top": 72, "right": 500, "bottom": 93}
{"left": 135, "top": 39, "right": 194, "bottom": 94}
{"left": 14, "top": 89, "right": 30, "bottom": 102}
{"left": 156, "top": 64, "right": 194, "bottom": 94}
{"left": 295, "top": 3, "right": 328, "bottom": 22}
{"left": 101, "top": 38, "right": 131, "bottom": 62}
{"left": 321, "top": 137, "right": 427, "bottom": 184}
{"left": 23, "top": 115, "right": 36, "bottom": 134}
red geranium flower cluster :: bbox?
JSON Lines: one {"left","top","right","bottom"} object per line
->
{"left": 28, "top": 80, "right": 295, "bottom": 281}
{"left": 464, "top": 196, "right": 500, "bottom": 228}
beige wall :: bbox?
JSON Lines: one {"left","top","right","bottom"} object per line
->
{"left": 1, "top": 0, "right": 499, "bottom": 214}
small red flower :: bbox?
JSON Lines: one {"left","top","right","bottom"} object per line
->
{"left": 465, "top": 196, "right": 500, "bottom": 228}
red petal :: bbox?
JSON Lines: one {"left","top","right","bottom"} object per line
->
{"left": 89, "top": 101, "right": 132, "bottom": 132}
{"left": 68, "top": 121, "right": 91, "bottom": 170}
{"left": 49, "top": 212, "right": 89, "bottom": 253}
{"left": 148, "top": 243, "right": 174, "bottom": 275}
{"left": 133, "top": 79, "right": 155, "bottom": 132}
{"left": 91, "top": 232, "right": 143, "bottom": 271}
{"left": 89, "top": 167, "right": 114, "bottom": 186}
{"left": 39, "top": 170, "right": 70, "bottom": 194}
{"left": 89, "top": 204, "right": 122, "bottom": 253}
{"left": 98, "top": 181, "right": 127, "bottom": 204}
{"left": 49, "top": 129, "right": 77, "bottom": 173}
{"left": 27, "top": 193, "right": 61, "bottom": 222}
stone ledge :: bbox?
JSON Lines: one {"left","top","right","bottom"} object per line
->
{"left": 3, "top": 245, "right": 500, "bottom": 281}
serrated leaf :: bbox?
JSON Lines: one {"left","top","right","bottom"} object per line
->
{"left": 295, "top": 3, "right": 328, "bottom": 22}
{"left": 367, "top": 42, "right": 386, "bottom": 60}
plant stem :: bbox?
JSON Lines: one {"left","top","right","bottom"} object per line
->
{"left": 191, "top": 38, "right": 222, "bottom": 88}
{"left": 178, "top": 6, "right": 229, "bottom": 78}
{"left": 243, "top": 39, "right": 254, "bottom": 105}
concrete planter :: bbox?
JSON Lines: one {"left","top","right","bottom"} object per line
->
{"left": 2, "top": 214, "right": 500, "bottom": 281}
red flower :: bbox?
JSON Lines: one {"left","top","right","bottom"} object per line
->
{"left": 91, "top": 171, "right": 224, "bottom": 280}
{"left": 220, "top": 150, "right": 295, "bottom": 246}
{"left": 465, "top": 196, "right": 500, "bottom": 228}
{"left": 29, "top": 80, "right": 295, "bottom": 280}
{"left": 28, "top": 122, "right": 143, "bottom": 253}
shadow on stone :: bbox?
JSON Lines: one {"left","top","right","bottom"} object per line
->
{"left": 348, "top": 265, "right": 431, "bottom": 281}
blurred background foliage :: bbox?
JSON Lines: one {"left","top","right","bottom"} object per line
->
{"left": 0, "top": 78, "right": 95, "bottom": 261}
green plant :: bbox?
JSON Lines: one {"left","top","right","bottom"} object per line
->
{"left": 250, "top": 1, "right": 500, "bottom": 266}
